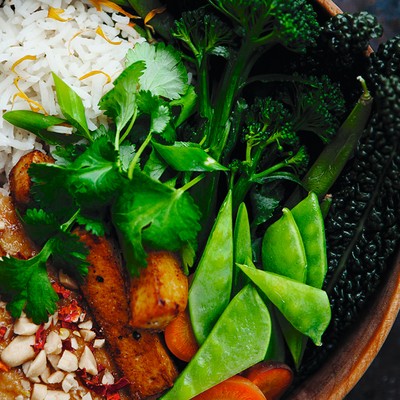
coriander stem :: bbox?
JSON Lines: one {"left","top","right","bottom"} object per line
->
{"left": 60, "top": 209, "right": 81, "bottom": 232}
{"left": 120, "top": 107, "right": 138, "bottom": 145}
{"left": 128, "top": 131, "right": 153, "bottom": 179}
{"left": 179, "top": 173, "right": 205, "bottom": 193}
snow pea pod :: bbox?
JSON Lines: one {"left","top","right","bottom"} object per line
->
{"left": 189, "top": 190, "right": 233, "bottom": 345}
{"left": 233, "top": 202, "right": 252, "bottom": 294}
{"left": 291, "top": 191, "right": 327, "bottom": 289}
{"left": 261, "top": 208, "right": 307, "bottom": 282}
{"left": 238, "top": 263, "right": 331, "bottom": 346}
{"left": 160, "top": 285, "right": 271, "bottom": 400}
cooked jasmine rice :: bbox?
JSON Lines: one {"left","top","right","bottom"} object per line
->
{"left": 0, "top": 0, "right": 145, "bottom": 184}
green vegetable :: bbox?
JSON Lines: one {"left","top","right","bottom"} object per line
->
{"left": 291, "top": 192, "right": 327, "bottom": 289}
{"left": 262, "top": 208, "right": 307, "bottom": 283}
{"left": 238, "top": 263, "right": 331, "bottom": 347}
{"left": 161, "top": 285, "right": 271, "bottom": 400}
{"left": 291, "top": 77, "right": 373, "bottom": 202}
{"left": 188, "top": 191, "right": 233, "bottom": 345}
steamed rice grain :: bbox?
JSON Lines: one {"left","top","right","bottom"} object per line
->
{"left": 0, "top": 0, "right": 145, "bottom": 183}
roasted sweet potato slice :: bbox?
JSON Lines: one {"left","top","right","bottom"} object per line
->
{"left": 130, "top": 251, "right": 188, "bottom": 330}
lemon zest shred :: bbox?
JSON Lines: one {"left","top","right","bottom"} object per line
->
{"left": 96, "top": 26, "right": 122, "bottom": 45}
{"left": 12, "top": 78, "right": 46, "bottom": 114}
{"left": 11, "top": 55, "right": 37, "bottom": 74}
{"left": 47, "top": 7, "right": 72, "bottom": 22}
{"left": 90, "top": 0, "right": 140, "bottom": 20}
{"left": 67, "top": 30, "right": 86, "bottom": 55}
{"left": 144, "top": 7, "right": 167, "bottom": 34}
{"left": 79, "top": 70, "right": 112, "bottom": 85}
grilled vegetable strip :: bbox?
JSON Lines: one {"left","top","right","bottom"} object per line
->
{"left": 74, "top": 227, "right": 178, "bottom": 399}
{"left": 9, "top": 150, "right": 54, "bottom": 211}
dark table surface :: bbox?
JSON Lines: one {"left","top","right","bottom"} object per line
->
{"left": 328, "top": 2, "right": 400, "bottom": 399}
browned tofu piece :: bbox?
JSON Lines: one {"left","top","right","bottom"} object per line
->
{"left": 0, "top": 193, "right": 36, "bottom": 259}
{"left": 130, "top": 251, "right": 188, "bottom": 330}
{"left": 75, "top": 228, "right": 178, "bottom": 399}
{"left": 8, "top": 150, "right": 54, "bottom": 210}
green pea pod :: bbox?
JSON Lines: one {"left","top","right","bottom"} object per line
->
{"left": 291, "top": 192, "right": 327, "bottom": 289}
{"left": 160, "top": 285, "right": 271, "bottom": 400}
{"left": 262, "top": 208, "right": 307, "bottom": 282}
{"left": 238, "top": 263, "right": 331, "bottom": 346}
{"left": 189, "top": 190, "right": 233, "bottom": 345}
{"left": 233, "top": 203, "right": 285, "bottom": 362}
{"left": 233, "top": 202, "right": 252, "bottom": 294}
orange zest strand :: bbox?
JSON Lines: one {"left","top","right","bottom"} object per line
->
{"left": 164, "top": 310, "right": 199, "bottom": 363}
{"left": 12, "top": 77, "right": 46, "bottom": 113}
{"left": 47, "top": 7, "right": 72, "bottom": 22}
{"left": 144, "top": 7, "right": 166, "bottom": 34}
{"left": 11, "top": 55, "right": 37, "bottom": 74}
{"left": 193, "top": 375, "right": 267, "bottom": 400}
{"left": 79, "top": 70, "right": 112, "bottom": 85}
{"left": 96, "top": 26, "right": 122, "bottom": 45}
{"left": 90, "top": 0, "right": 140, "bottom": 20}
{"left": 67, "top": 30, "right": 86, "bottom": 54}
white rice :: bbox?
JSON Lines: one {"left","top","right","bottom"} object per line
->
{"left": 0, "top": 0, "right": 145, "bottom": 183}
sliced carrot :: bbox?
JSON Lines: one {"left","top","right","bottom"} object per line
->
{"left": 193, "top": 375, "right": 267, "bottom": 400}
{"left": 243, "top": 361, "right": 294, "bottom": 400}
{"left": 164, "top": 309, "right": 199, "bottom": 362}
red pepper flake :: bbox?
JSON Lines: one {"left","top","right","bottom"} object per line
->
{"left": 77, "top": 369, "right": 130, "bottom": 397}
{"left": 0, "top": 360, "right": 9, "bottom": 372}
{"left": 33, "top": 324, "right": 46, "bottom": 353}
{"left": 58, "top": 299, "right": 83, "bottom": 324}
{"left": 0, "top": 326, "right": 8, "bottom": 340}
{"left": 52, "top": 281, "right": 71, "bottom": 299}
{"left": 62, "top": 338, "right": 74, "bottom": 351}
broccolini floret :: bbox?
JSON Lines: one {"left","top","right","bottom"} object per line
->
{"left": 208, "top": 0, "right": 320, "bottom": 52}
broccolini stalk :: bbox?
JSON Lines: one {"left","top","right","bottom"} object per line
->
{"left": 287, "top": 76, "right": 373, "bottom": 206}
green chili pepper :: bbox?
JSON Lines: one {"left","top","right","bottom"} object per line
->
{"left": 238, "top": 263, "right": 331, "bottom": 346}
{"left": 160, "top": 285, "right": 271, "bottom": 400}
{"left": 291, "top": 191, "right": 327, "bottom": 289}
{"left": 189, "top": 190, "right": 233, "bottom": 345}
{"left": 261, "top": 207, "right": 307, "bottom": 283}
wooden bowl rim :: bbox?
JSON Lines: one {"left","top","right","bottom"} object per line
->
{"left": 289, "top": 1, "right": 400, "bottom": 398}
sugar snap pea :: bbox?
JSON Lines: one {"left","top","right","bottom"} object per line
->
{"left": 261, "top": 208, "right": 307, "bottom": 282}
{"left": 188, "top": 190, "right": 233, "bottom": 345}
{"left": 233, "top": 202, "right": 252, "bottom": 294}
{"left": 238, "top": 263, "right": 331, "bottom": 346}
{"left": 160, "top": 285, "right": 271, "bottom": 400}
{"left": 291, "top": 191, "right": 327, "bottom": 289}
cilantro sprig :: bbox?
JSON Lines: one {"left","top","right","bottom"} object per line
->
{"left": 1, "top": 41, "right": 228, "bottom": 322}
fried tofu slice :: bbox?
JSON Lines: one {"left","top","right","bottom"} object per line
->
{"left": 8, "top": 150, "right": 54, "bottom": 210}
{"left": 74, "top": 228, "right": 178, "bottom": 399}
{"left": 130, "top": 251, "right": 188, "bottom": 330}
{"left": 0, "top": 193, "right": 36, "bottom": 259}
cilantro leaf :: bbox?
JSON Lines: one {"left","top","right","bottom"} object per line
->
{"left": 126, "top": 42, "right": 188, "bottom": 100}
{"left": 67, "top": 137, "right": 123, "bottom": 208}
{"left": 0, "top": 241, "right": 58, "bottom": 324}
{"left": 112, "top": 170, "right": 202, "bottom": 273}
{"left": 22, "top": 208, "right": 59, "bottom": 245}
{"left": 51, "top": 233, "right": 89, "bottom": 280}
{"left": 98, "top": 61, "right": 145, "bottom": 136}
{"left": 136, "top": 91, "right": 172, "bottom": 137}
{"left": 119, "top": 142, "right": 136, "bottom": 173}
{"left": 170, "top": 86, "right": 198, "bottom": 127}
{"left": 76, "top": 212, "right": 107, "bottom": 237}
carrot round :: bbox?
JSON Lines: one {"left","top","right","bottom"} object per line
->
{"left": 193, "top": 375, "right": 267, "bottom": 400}
{"left": 244, "top": 361, "right": 293, "bottom": 400}
{"left": 164, "top": 309, "right": 199, "bottom": 362}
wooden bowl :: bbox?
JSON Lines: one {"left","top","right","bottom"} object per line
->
{"left": 288, "top": 1, "right": 400, "bottom": 398}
